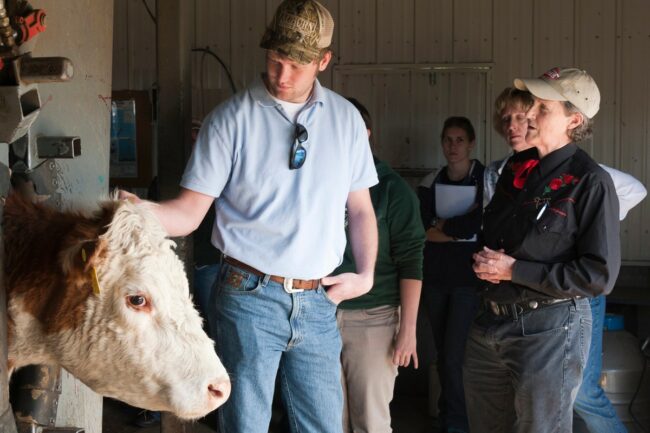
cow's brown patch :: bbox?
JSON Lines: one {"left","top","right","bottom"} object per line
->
{"left": 3, "top": 193, "right": 116, "bottom": 337}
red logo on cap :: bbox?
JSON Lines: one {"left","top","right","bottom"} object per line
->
{"left": 542, "top": 67, "right": 561, "bottom": 80}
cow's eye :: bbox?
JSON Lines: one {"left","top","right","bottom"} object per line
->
{"left": 127, "top": 295, "right": 147, "bottom": 309}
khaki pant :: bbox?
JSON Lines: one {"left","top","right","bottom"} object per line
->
{"left": 337, "top": 305, "right": 400, "bottom": 433}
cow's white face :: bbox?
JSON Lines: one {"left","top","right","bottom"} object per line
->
{"left": 6, "top": 198, "right": 230, "bottom": 420}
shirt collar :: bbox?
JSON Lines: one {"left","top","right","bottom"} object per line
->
{"left": 537, "top": 143, "right": 577, "bottom": 178}
{"left": 250, "top": 75, "right": 326, "bottom": 108}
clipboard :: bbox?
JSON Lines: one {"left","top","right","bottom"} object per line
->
{"left": 435, "top": 183, "right": 477, "bottom": 242}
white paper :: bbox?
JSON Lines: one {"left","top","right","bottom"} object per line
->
{"left": 435, "top": 184, "right": 477, "bottom": 242}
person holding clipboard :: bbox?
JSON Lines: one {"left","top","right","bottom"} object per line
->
{"left": 418, "top": 116, "right": 484, "bottom": 433}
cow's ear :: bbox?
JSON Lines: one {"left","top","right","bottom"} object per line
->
{"left": 79, "top": 240, "right": 103, "bottom": 271}
{"left": 64, "top": 239, "right": 106, "bottom": 294}
{"left": 80, "top": 240, "right": 105, "bottom": 295}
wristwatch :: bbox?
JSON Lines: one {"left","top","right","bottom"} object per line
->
{"left": 430, "top": 217, "right": 439, "bottom": 229}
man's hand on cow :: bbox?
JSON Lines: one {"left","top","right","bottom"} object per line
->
{"left": 473, "top": 247, "right": 515, "bottom": 284}
{"left": 393, "top": 325, "right": 418, "bottom": 369}
{"left": 320, "top": 272, "right": 373, "bottom": 305}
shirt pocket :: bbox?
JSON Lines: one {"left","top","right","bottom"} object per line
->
{"left": 524, "top": 209, "right": 575, "bottom": 260}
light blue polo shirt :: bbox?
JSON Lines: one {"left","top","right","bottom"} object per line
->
{"left": 181, "top": 77, "right": 378, "bottom": 279}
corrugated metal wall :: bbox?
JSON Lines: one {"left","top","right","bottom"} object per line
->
{"left": 113, "top": 0, "right": 650, "bottom": 263}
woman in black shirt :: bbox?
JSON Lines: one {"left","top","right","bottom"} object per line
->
{"left": 418, "top": 116, "right": 484, "bottom": 433}
{"left": 466, "top": 68, "right": 620, "bottom": 433}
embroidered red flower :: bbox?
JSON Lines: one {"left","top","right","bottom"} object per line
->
{"left": 542, "top": 173, "right": 580, "bottom": 195}
{"left": 549, "top": 178, "right": 563, "bottom": 190}
{"left": 511, "top": 159, "right": 539, "bottom": 189}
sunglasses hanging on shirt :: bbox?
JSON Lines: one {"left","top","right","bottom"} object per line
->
{"left": 290, "top": 123, "right": 308, "bottom": 170}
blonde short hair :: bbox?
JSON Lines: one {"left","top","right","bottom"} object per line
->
{"left": 493, "top": 87, "right": 533, "bottom": 136}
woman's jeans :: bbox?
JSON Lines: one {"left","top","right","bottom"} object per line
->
{"left": 422, "top": 285, "right": 479, "bottom": 432}
{"left": 574, "top": 295, "right": 627, "bottom": 433}
{"left": 211, "top": 262, "right": 343, "bottom": 433}
{"left": 463, "top": 297, "right": 592, "bottom": 433}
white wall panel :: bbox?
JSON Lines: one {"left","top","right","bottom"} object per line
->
{"left": 127, "top": 0, "right": 156, "bottom": 90}
{"left": 532, "top": 0, "right": 575, "bottom": 72}
{"left": 112, "top": 0, "right": 129, "bottom": 90}
{"left": 377, "top": 0, "right": 415, "bottom": 63}
{"left": 490, "top": 0, "right": 533, "bottom": 163}
{"left": 335, "top": 65, "right": 490, "bottom": 173}
{"left": 193, "top": 0, "right": 232, "bottom": 119}
{"left": 414, "top": 0, "right": 453, "bottom": 63}
{"left": 453, "top": 0, "right": 493, "bottom": 62}
{"left": 411, "top": 71, "right": 452, "bottom": 170}
{"left": 194, "top": 0, "right": 231, "bottom": 90}
{"left": 231, "top": 0, "right": 266, "bottom": 87}
{"left": 619, "top": 0, "right": 650, "bottom": 261}
{"left": 339, "top": 0, "right": 376, "bottom": 64}
{"left": 373, "top": 72, "right": 413, "bottom": 165}
{"left": 574, "top": 0, "right": 617, "bottom": 166}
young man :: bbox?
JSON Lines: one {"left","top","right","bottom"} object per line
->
{"left": 124, "top": 1, "right": 378, "bottom": 432}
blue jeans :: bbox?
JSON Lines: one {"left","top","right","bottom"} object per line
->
{"left": 463, "top": 298, "right": 592, "bottom": 433}
{"left": 212, "top": 262, "right": 343, "bottom": 433}
{"left": 422, "top": 286, "right": 479, "bottom": 432}
{"left": 194, "top": 263, "right": 221, "bottom": 336}
{"left": 574, "top": 295, "right": 627, "bottom": 433}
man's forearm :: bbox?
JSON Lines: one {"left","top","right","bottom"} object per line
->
{"left": 347, "top": 205, "right": 378, "bottom": 279}
{"left": 399, "top": 278, "right": 422, "bottom": 329}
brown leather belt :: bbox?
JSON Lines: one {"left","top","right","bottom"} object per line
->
{"left": 224, "top": 257, "right": 320, "bottom": 291}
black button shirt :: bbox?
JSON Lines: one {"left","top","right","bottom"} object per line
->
{"left": 482, "top": 144, "right": 621, "bottom": 303}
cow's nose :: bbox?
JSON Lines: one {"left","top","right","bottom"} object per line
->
{"left": 208, "top": 376, "right": 231, "bottom": 408}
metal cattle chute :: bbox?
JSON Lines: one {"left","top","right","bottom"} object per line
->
{"left": 0, "top": 1, "right": 80, "bottom": 432}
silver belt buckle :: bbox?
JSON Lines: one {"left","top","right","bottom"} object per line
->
{"left": 283, "top": 277, "right": 304, "bottom": 294}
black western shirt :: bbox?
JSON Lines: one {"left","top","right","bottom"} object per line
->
{"left": 482, "top": 144, "right": 621, "bottom": 303}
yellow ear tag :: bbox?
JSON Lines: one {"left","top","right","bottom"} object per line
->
{"left": 81, "top": 248, "right": 102, "bottom": 295}
{"left": 89, "top": 267, "right": 101, "bottom": 295}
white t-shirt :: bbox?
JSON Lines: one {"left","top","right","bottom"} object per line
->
{"left": 269, "top": 93, "right": 307, "bottom": 124}
{"left": 600, "top": 164, "right": 647, "bottom": 220}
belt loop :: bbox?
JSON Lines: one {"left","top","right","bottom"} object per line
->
{"left": 511, "top": 304, "right": 519, "bottom": 322}
{"left": 261, "top": 274, "right": 271, "bottom": 288}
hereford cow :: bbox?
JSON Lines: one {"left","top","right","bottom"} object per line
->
{"left": 2, "top": 193, "right": 230, "bottom": 419}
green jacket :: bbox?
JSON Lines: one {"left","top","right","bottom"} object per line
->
{"left": 336, "top": 157, "right": 425, "bottom": 309}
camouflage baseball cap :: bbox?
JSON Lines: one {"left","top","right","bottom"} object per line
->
{"left": 260, "top": 0, "right": 334, "bottom": 65}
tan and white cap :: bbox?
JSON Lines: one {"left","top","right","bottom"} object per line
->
{"left": 260, "top": 0, "right": 334, "bottom": 64}
{"left": 514, "top": 67, "right": 600, "bottom": 118}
